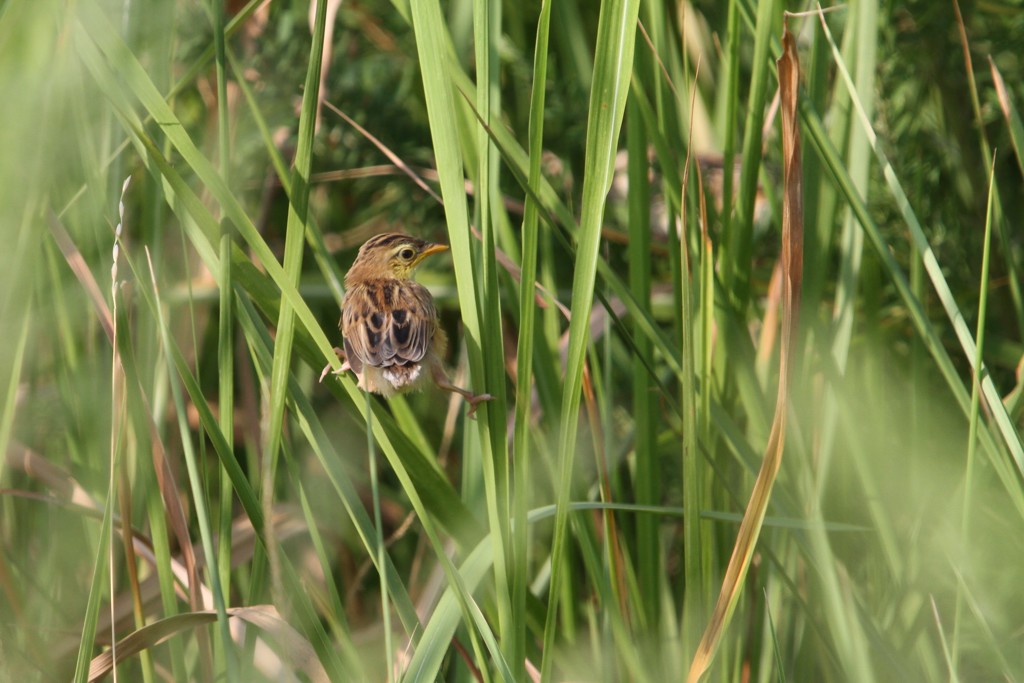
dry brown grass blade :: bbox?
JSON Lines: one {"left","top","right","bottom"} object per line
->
{"left": 309, "top": 0, "right": 343, "bottom": 134}
{"left": 6, "top": 440, "right": 99, "bottom": 509}
{"left": 46, "top": 210, "right": 113, "bottom": 340}
{"left": 86, "top": 605, "right": 328, "bottom": 683}
{"left": 989, "top": 57, "right": 1024, "bottom": 179}
{"left": 581, "top": 362, "right": 631, "bottom": 628}
{"left": 685, "top": 21, "right": 803, "bottom": 683}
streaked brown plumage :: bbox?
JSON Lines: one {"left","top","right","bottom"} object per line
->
{"left": 325, "top": 233, "right": 493, "bottom": 415}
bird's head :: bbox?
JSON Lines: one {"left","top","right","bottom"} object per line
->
{"left": 347, "top": 233, "right": 449, "bottom": 282}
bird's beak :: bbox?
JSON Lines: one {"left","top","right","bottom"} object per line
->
{"left": 420, "top": 243, "right": 450, "bottom": 258}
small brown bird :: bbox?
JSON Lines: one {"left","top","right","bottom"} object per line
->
{"left": 324, "top": 233, "right": 493, "bottom": 416}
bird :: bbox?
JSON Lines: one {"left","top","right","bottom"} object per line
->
{"left": 322, "top": 232, "right": 494, "bottom": 416}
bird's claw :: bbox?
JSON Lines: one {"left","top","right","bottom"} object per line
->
{"left": 464, "top": 393, "right": 495, "bottom": 419}
{"left": 319, "top": 347, "right": 351, "bottom": 383}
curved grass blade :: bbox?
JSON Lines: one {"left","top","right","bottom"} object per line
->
{"left": 85, "top": 607, "right": 329, "bottom": 683}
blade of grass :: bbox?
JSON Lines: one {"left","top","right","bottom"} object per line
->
{"left": 687, "top": 23, "right": 803, "bottom": 682}
{"left": 0, "top": 311, "right": 29, "bottom": 485}
{"left": 720, "top": 0, "right": 779, "bottom": 310}
{"left": 626, "top": 94, "right": 660, "bottom": 633}
{"left": 990, "top": 58, "right": 1024, "bottom": 180}
{"left": 951, "top": 153, "right": 997, "bottom": 676}
{"left": 226, "top": 47, "right": 346, "bottom": 303}
{"left": 540, "top": 0, "right": 641, "bottom": 679}
{"left": 111, "top": 180, "right": 159, "bottom": 683}
{"left": 472, "top": 0, "right": 515, "bottom": 670}
{"left": 512, "top": 0, "right": 552, "bottom": 679}
{"left": 715, "top": 0, "right": 741, "bottom": 235}
{"left": 679, "top": 62, "right": 706, "bottom": 657}
{"left": 207, "top": 0, "right": 238, "bottom": 678}
{"left": 85, "top": 607, "right": 329, "bottom": 683}
{"left": 696, "top": 164, "right": 716, "bottom": 632}
{"left": 764, "top": 587, "right": 787, "bottom": 683}
{"left": 366, "top": 390, "right": 394, "bottom": 683}
{"left": 409, "top": 0, "right": 514, "bottom": 676}
{"left": 263, "top": 0, "right": 329, "bottom": 606}
{"left": 285, "top": 453, "right": 366, "bottom": 680}
{"left": 72, "top": 481, "right": 114, "bottom": 683}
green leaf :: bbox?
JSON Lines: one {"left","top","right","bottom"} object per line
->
{"left": 540, "top": 0, "right": 641, "bottom": 679}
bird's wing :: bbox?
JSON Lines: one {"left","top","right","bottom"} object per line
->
{"left": 341, "top": 280, "right": 436, "bottom": 371}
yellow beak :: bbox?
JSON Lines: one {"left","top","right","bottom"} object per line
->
{"left": 420, "top": 243, "right": 449, "bottom": 258}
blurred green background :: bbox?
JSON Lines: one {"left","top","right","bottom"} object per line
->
{"left": 0, "top": 0, "right": 1022, "bottom": 681}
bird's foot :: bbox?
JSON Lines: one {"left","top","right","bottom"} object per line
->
{"left": 464, "top": 392, "right": 495, "bottom": 419}
{"left": 319, "top": 347, "right": 351, "bottom": 383}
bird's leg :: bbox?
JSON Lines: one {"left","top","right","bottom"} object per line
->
{"left": 431, "top": 365, "right": 494, "bottom": 417}
{"left": 319, "top": 346, "right": 351, "bottom": 383}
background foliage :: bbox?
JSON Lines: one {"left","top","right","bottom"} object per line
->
{"left": 1, "top": 0, "right": 1022, "bottom": 681}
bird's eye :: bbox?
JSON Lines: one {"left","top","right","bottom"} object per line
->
{"left": 399, "top": 248, "right": 415, "bottom": 260}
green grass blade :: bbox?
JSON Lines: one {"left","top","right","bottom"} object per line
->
{"left": 473, "top": 0, "right": 514, "bottom": 668}
{"left": 720, "top": 0, "right": 779, "bottom": 309}
{"left": 72, "top": 484, "right": 114, "bottom": 683}
{"left": 626, "top": 96, "right": 660, "bottom": 632}
{"left": 540, "top": 0, "right": 641, "bottom": 679}
{"left": 208, "top": 0, "right": 238, "bottom": 677}
{"left": 225, "top": 46, "right": 346, "bottom": 304}
{"left": 366, "top": 391, "right": 394, "bottom": 683}
{"left": 512, "top": 0, "right": 553, "bottom": 678}
{"left": 0, "top": 312, "right": 29, "bottom": 479}
{"left": 265, "top": 0, "right": 329, "bottom": 523}
{"left": 409, "top": 0, "right": 515, "bottom": 676}
{"left": 952, "top": 3, "right": 1024, "bottom": 338}
{"left": 952, "top": 154, "right": 998, "bottom": 675}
